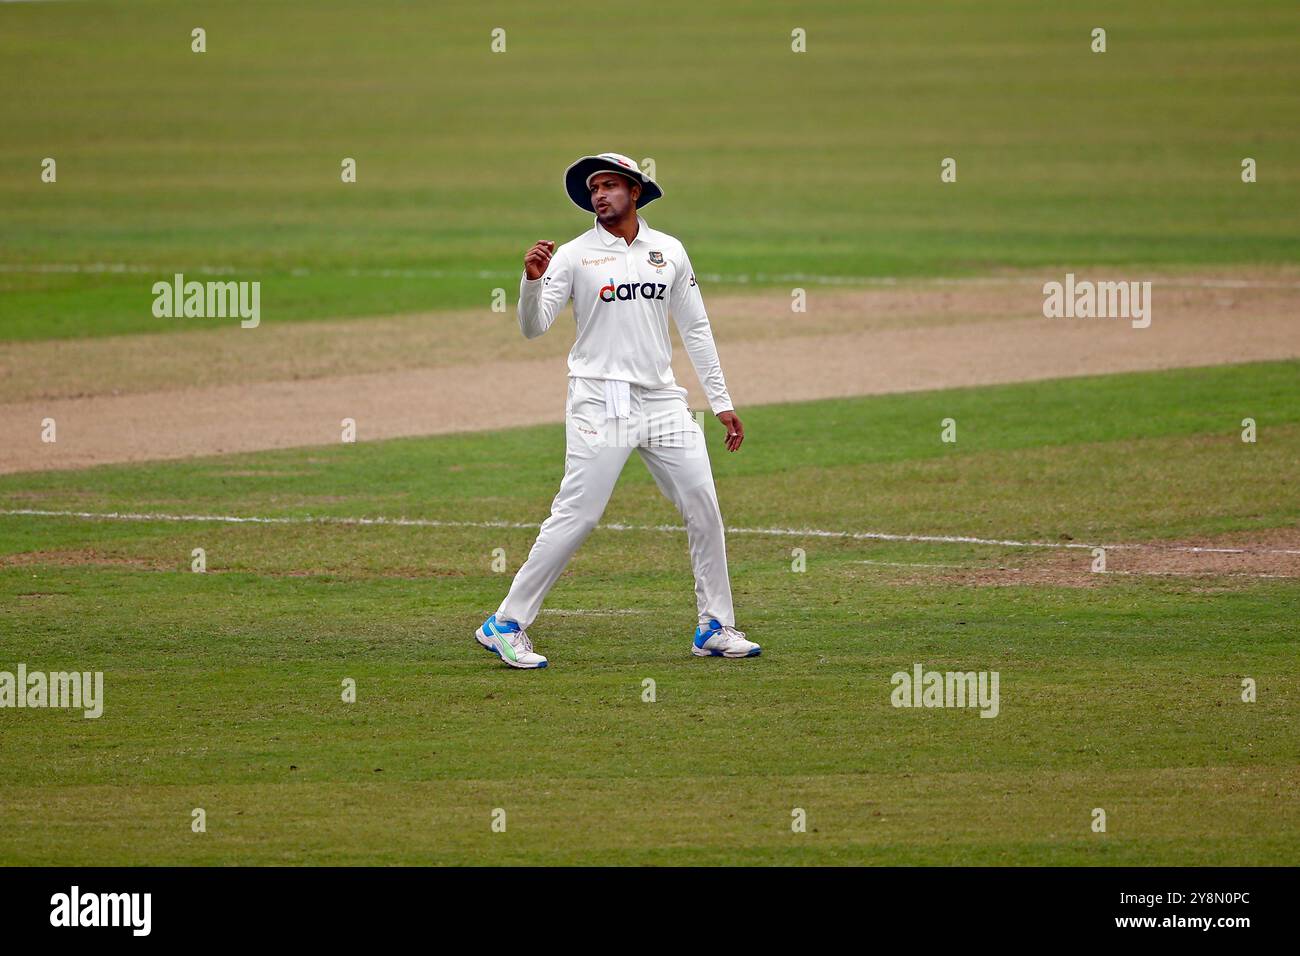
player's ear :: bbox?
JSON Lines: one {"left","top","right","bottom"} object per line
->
{"left": 630, "top": 181, "right": 641, "bottom": 204}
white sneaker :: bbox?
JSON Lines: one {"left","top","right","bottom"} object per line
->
{"left": 691, "top": 619, "right": 762, "bottom": 658}
{"left": 475, "top": 615, "right": 548, "bottom": 669}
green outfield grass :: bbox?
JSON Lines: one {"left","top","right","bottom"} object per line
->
{"left": 2, "top": 0, "right": 1299, "bottom": 339}
{"left": 1, "top": 364, "right": 1297, "bottom": 864}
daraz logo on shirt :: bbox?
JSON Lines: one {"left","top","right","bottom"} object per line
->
{"left": 599, "top": 279, "right": 668, "bottom": 302}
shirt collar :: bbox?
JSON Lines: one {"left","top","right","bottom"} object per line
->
{"left": 595, "top": 214, "right": 650, "bottom": 247}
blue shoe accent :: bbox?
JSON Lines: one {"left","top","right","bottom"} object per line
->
{"left": 482, "top": 614, "right": 521, "bottom": 640}
{"left": 746, "top": 646, "right": 762, "bottom": 657}
{"left": 693, "top": 618, "right": 723, "bottom": 648}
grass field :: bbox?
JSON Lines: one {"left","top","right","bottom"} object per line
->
{"left": 1, "top": 0, "right": 1297, "bottom": 867}
{"left": 3, "top": 0, "right": 1300, "bottom": 339}
{"left": 1, "top": 363, "right": 1297, "bottom": 864}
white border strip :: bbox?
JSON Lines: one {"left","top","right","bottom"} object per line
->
{"left": 3, "top": 508, "right": 1297, "bottom": 556}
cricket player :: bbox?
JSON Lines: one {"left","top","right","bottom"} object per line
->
{"left": 474, "top": 152, "right": 760, "bottom": 668}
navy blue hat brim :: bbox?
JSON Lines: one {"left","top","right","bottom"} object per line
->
{"left": 563, "top": 157, "right": 663, "bottom": 213}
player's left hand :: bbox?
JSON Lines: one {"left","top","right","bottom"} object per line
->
{"left": 717, "top": 410, "right": 744, "bottom": 452}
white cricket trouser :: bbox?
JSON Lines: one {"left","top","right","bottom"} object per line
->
{"left": 496, "top": 376, "right": 735, "bottom": 630}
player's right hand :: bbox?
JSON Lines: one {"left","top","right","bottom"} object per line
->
{"left": 524, "top": 240, "right": 556, "bottom": 280}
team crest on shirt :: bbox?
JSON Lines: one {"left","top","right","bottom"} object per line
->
{"left": 648, "top": 251, "right": 665, "bottom": 267}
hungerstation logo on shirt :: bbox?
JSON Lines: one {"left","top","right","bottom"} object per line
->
{"left": 599, "top": 279, "right": 668, "bottom": 303}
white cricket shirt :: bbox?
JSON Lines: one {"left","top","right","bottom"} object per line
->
{"left": 517, "top": 216, "right": 734, "bottom": 415}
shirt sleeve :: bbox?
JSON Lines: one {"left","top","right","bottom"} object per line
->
{"left": 669, "top": 248, "right": 734, "bottom": 414}
{"left": 517, "top": 244, "right": 572, "bottom": 339}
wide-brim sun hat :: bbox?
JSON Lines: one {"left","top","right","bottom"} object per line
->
{"left": 563, "top": 152, "right": 663, "bottom": 213}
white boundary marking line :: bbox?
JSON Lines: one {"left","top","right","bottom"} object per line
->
{"left": 3, "top": 263, "right": 1300, "bottom": 289}
{"left": 541, "top": 608, "right": 648, "bottom": 616}
{"left": 3, "top": 509, "right": 1297, "bottom": 556}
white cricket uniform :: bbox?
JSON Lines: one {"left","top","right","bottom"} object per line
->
{"left": 495, "top": 215, "right": 737, "bottom": 630}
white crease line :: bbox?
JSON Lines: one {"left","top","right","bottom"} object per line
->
{"left": 3, "top": 263, "right": 1299, "bottom": 289}
{"left": 2, "top": 509, "right": 1298, "bottom": 557}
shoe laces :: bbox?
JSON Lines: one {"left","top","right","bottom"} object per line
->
{"left": 719, "top": 625, "right": 747, "bottom": 642}
{"left": 493, "top": 618, "right": 533, "bottom": 653}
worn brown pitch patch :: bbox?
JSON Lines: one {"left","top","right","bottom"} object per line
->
{"left": 0, "top": 549, "right": 168, "bottom": 571}
{"left": 855, "top": 527, "right": 1300, "bottom": 588}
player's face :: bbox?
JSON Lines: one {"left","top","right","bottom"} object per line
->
{"left": 589, "top": 173, "right": 639, "bottom": 222}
